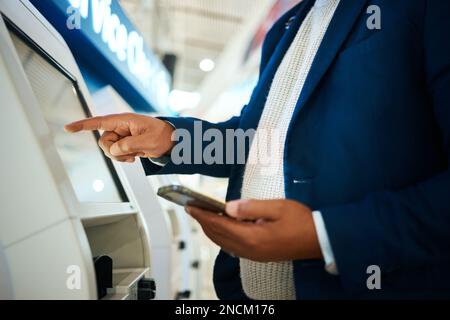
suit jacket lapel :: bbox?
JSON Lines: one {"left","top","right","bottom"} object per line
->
{"left": 291, "top": 0, "right": 369, "bottom": 119}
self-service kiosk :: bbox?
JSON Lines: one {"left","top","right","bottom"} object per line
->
{"left": 92, "top": 86, "right": 203, "bottom": 300}
{"left": 0, "top": 0, "right": 155, "bottom": 299}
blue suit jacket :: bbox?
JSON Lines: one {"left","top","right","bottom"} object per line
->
{"left": 142, "top": 0, "right": 450, "bottom": 299}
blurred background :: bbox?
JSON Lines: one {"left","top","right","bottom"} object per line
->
{"left": 121, "top": 0, "right": 297, "bottom": 120}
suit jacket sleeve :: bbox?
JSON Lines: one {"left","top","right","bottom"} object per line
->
{"left": 141, "top": 110, "right": 246, "bottom": 178}
{"left": 320, "top": 0, "right": 450, "bottom": 292}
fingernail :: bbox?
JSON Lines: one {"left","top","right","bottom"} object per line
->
{"left": 110, "top": 145, "right": 119, "bottom": 157}
{"left": 185, "top": 207, "right": 191, "bottom": 214}
{"left": 226, "top": 200, "right": 243, "bottom": 216}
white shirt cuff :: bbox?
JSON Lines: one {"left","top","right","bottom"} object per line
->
{"left": 312, "top": 211, "right": 339, "bottom": 275}
{"left": 148, "top": 120, "right": 175, "bottom": 167}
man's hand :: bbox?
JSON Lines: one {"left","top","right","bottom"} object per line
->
{"left": 187, "top": 199, "right": 323, "bottom": 262}
{"left": 65, "top": 113, "right": 175, "bottom": 163}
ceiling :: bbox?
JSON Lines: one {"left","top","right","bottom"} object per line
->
{"left": 119, "top": 0, "right": 267, "bottom": 92}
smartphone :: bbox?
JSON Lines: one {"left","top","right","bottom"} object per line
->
{"left": 157, "top": 185, "right": 227, "bottom": 215}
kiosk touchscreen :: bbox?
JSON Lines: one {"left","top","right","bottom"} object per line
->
{"left": 9, "top": 29, "right": 126, "bottom": 204}
{"left": 0, "top": 0, "right": 154, "bottom": 299}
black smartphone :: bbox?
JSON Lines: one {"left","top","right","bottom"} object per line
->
{"left": 157, "top": 185, "right": 227, "bottom": 215}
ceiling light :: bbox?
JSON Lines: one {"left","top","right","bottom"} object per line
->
{"left": 199, "top": 59, "right": 215, "bottom": 72}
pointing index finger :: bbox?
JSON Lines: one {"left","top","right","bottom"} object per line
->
{"left": 65, "top": 114, "right": 130, "bottom": 134}
{"left": 64, "top": 116, "right": 105, "bottom": 133}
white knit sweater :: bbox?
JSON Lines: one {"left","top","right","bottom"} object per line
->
{"left": 240, "top": 0, "right": 340, "bottom": 300}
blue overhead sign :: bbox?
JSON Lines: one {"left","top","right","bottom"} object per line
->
{"left": 30, "top": 0, "right": 171, "bottom": 113}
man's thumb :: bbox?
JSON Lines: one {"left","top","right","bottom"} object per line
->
{"left": 225, "top": 199, "right": 282, "bottom": 221}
